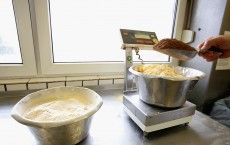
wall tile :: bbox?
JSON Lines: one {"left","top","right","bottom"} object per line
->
{"left": 83, "top": 80, "right": 98, "bottom": 86}
{"left": 0, "top": 79, "right": 29, "bottom": 85}
{"left": 48, "top": 82, "right": 65, "bottom": 88}
{"left": 99, "top": 79, "right": 113, "bottom": 85}
{"left": 0, "top": 85, "right": 5, "bottom": 92}
{"left": 28, "top": 83, "right": 47, "bottom": 90}
{"left": 66, "top": 81, "right": 82, "bottom": 87}
{"left": 114, "top": 79, "right": 124, "bottom": 84}
{"left": 0, "top": 75, "right": 124, "bottom": 92}
{"left": 98, "top": 74, "right": 124, "bottom": 80}
{"left": 29, "top": 77, "right": 65, "bottom": 83}
{"left": 67, "top": 76, "right": 98, "bottom": 81}
{"left": 6, "top": 84, "right": 27, "bottom": 91}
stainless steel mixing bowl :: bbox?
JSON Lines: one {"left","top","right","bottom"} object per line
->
{"left": 11, "top": 86, "right": 103, "bottom": 145}
{"left": 27, "top": 116, "right": 93, "bottom": 145}
{"left": 129, "top": 64, "right": 206, "bottom": 108}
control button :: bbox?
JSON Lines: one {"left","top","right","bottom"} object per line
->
{"left": 127, "top": 56, "right": 132, "bottom": 61}
{"left": 152, "top": 38, "right": 158, "bottom": 44}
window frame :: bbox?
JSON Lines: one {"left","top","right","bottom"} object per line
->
{"left": 0, "top": 0, "right": 37, "bottom": 77}
{"left": 32, "top": 0, "right": 188, "bottom": 76}
{"left": 0, "top": 0, "right": 188, "bottom": 77}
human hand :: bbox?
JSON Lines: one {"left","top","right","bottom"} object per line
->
{"left": 197, "top": 35, "right": 230, "bottom": 62}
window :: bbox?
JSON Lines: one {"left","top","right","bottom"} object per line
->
{"left": 0, "top": 0, "right": 22, "bottom": 64}
{"left": 0, "top": 0, "right": 188, "bottom": 77}
{"left": 0, "top": 0, "right": 37, "bottom": 77}
{"left": 49, "top": 0, "right": 174, "bottom": 63}
{"left": 33, "top": 0, "right": 187, "bottom": 75}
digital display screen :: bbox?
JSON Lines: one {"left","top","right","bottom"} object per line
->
{"left": 134, "top": 34, "right": 150, "bottom": 39}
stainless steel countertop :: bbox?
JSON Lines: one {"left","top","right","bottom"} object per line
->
{"left": 0, "top": 88, "right": 230, "bottom": 145}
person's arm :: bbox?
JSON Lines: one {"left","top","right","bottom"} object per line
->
{"left": 197, "top": 35, "right": 230, "bottom": 62}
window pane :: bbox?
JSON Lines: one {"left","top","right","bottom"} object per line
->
{"left": 0, "top": 0, "right": 22, "bottom": 64}
{"left": 49, "top": 0, "right": 176, "bottom": 63}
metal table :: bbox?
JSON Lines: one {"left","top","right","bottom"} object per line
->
{"left": 0, "top": 88, "right": 229, "bottom": 145}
